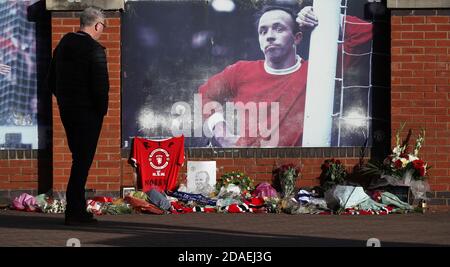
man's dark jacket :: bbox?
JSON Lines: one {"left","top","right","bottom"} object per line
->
{"left": 48, "top": 31, "right": 109, "bottom": 116}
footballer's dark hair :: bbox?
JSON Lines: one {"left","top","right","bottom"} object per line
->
{"left": 254, "top": 5, "right": 301, "bottom": 34}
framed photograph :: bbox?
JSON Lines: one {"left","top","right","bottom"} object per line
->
{"left": 121, "top": 186, "right": 136, "bottom": 198}
{"left": 187, "top": 161, "right": 216, "bottom": 195}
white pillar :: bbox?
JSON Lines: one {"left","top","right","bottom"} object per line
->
{"left": 302, "top": 0, "right": 341, "bottom": 147}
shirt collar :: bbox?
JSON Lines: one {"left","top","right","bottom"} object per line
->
{"left": 264, "top": 55, "right": 302, "bottom": 75}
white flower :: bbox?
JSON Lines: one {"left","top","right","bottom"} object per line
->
{"left": 400, "top": 158, "right": 409, "bottom": 168}
{"left": 393, "top": 145, "right": 403, "bottom": 155}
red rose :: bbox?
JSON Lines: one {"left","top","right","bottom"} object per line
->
{"left": 400, "top": 153, "right": 409, "bottom": 159}
{"left": 419, "top": 166, "right": 425, "bottom": 177}
{"left": 321, "top": 162, "right": 330, "bottom": 171}
{"left": 394, "top": 160, "right": 403, "bottom": 169}
{"left": 412, "top": 159, "right": 424, "bottom": 169}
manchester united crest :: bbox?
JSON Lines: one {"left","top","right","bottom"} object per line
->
{"left": 149, "top": 148, "right": 170, "bottom": 176}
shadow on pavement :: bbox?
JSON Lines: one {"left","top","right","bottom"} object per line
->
{"left": 0, "top": 212, "right": 444, "bottom": 247}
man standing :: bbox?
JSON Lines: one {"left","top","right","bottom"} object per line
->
{"left": 48, "top": 7, "right": 109, "bottom": 225}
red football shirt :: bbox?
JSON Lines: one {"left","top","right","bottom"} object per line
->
{"left": 130, "top": 136, "right": 185, "bottom": 192}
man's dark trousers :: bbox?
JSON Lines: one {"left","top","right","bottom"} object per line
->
{"left": 60, "top": 108, "right": 104, "bottom": 217}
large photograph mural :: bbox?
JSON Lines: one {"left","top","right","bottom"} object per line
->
{"left": 0, "top": 0, "right": 39, "bottom": 149}
{"left": 122, "top": 0, "right": 390, "bottom": 148}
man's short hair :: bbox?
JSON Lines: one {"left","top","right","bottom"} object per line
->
{"left": 255, "top": 5, "right": 301, "bottom": 34}
{"left": 80, "top": 6, "right": 104, "bottom": 28}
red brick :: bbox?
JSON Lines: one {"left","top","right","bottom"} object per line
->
{"left": 436, "top": 71, "right": 450, "bottom": 77}
{"left": 394, "top": 24, "right": 414, "bottom": 31}
{"left": 392, "top": 70, "right": 413, "bottom": 77}
{"left": 62, "top": 18, "right": 80, "bottom": 26}
{"left": 392, "top": 92, "right": 401, "bottom": 99}
{"left": 437, "top": 55, "right": 450, "bottom": 62}
{"left": 413, "top": 55, "right": 436, "bottom": 62}
{"left": 412, "top": 100, "right": 435, "bottom": 107}
{"left": 391, "top": 55, "right": 413, "bottom": 62}
{"left": 424, "top": 62, "right": 447, "bottom": 70}
{"left": 213, "top": 159, "right": 233, "bottom": 166}
{"left": 108, "top": 184, "right": 121, "bottom": 191}
{"left": 402, "top": 32, "right": 424, "bottom": 39}
{"left": 425, "top": 77, "right": 448, "bottom": 85}
{"left": 401, "top": 77, "right": 425, "bottom": 85}
{"left": 436, "top": 86, "right": 450, "bottom": 92}
{"left": 392, "top": 100, "right": 413, "bottom": 107}
{"left": 434, "top": 161, "right": 450, "bottom": 169}
{"left": 391, "top": 32, "right": 402, "bottom": 40}
{"left": 106, "top": 19, "right": 121, "bottom": 26}
{"left": 391, "top": 16, "right": 402, "bottom": 25}
{"left": 10, "top": 175, "right": 37, "bottom": 182}
{"left": 245, "top": 165, "right": 270, "bottom": 173}
{"left": 401, "top": 107, "right": 423, "bottom": 114}
{"left": 425, "top": 47, "right": 447, "bottom": 55}
{"left": 410, "top": 115, "right": 436, "bottom": 123}
{"left": 430, "top": 184, "right": 448, "bottom": 191}
{"left": 412, "top": 71, "right": 435, "bottom": 78}
{"left": 401, "top": 63, "right": 423, "bottom": 70}
{"left": 107, "top": 33, "right": 120, "bottom": 41}
{"left": 426, "top": 17, "right": 449, "bottom": 24}
{"left": 436, "top": 24, "right": 450, "bottom": 31}
{"left": 436, "top": 40, "right": 450, "bottom": 47}
{"left": 392, "top": 40, "right": 413, "bottom": 47}
{"left": 52, "top": 18, "right": 62, "bottom": 25}
{"left": 413, "top": 40, "right": 437, "bottom": 47}
{"left": 52, "top": 26, "right": 75, "bottom": 34}
{"left": 22, "top": 168, "right": 38, "bottom": 175}
{"left": 425, "top": 138, "right": 449, "bottom": 146}
{"left": 97, "top": 177, "right": 120, "bottom": 183}
{"left": 403, "top": 16, "right": 425, "bottom": 24}
{"left": 425, "top": 32, "right": 447, "bottom": 39}
{"left": 413, "top": 24, "right": 436, "bottom": 31}
{"left": 9, "top": 160, "right": 32, "bottom": 168}
{"left": 401, "top": 47, "right": 424, "bottom": 54}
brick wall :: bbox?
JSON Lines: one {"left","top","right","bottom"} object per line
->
{"left": 51, "top": 12, "right": 122, "bottom": 193}
{"left": 0, "top": 151, "right": 38, "bottom": 199}
{"left": 121, "top": 148, "right": 365, "bottom": 193}
{"left": 391, "top": 10, "right": 450, "bottom": 207}
{"left": 1, "top": 7, "right": 449, "bottom": 210}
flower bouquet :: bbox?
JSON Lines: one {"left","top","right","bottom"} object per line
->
{"left": 363, "top": 123, "right": 431, "bottom": 200}
{"left": 216, "top": 171, "right": 255, "bottom": 198}
{"left": 320, "top": 158, "right": 348, "bottom": 191}
{"left": 272, "top": 164, "right": 300, "bottom": 198}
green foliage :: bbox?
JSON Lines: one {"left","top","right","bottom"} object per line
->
{"left": 272, "top": 164, "right": 300, "bottom": 198}
{"left": 320, "top": 159, "right": 348, "bottom": 190}
{"left": 216, "top": 171, "right": 255, "bottom": 194}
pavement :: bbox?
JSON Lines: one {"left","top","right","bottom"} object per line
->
{"left": 1, "top": 209, "right": 449, "bottom": 247}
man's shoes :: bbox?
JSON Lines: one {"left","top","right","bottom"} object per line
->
{"left": 64, "top": 213, "right": 98, "bottom": 226}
